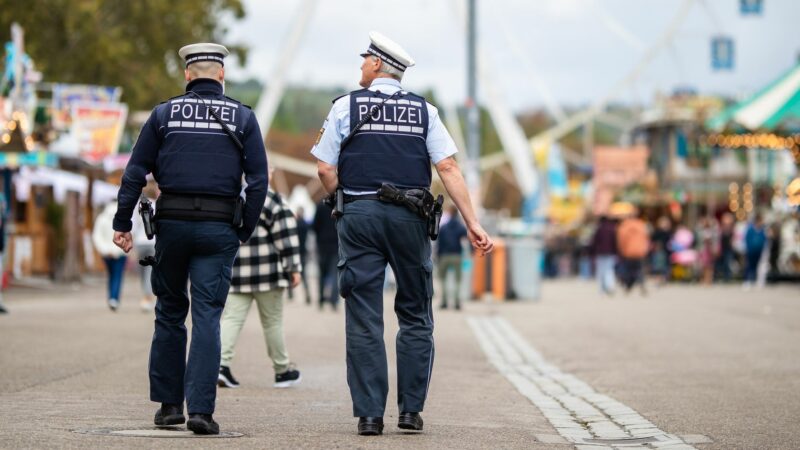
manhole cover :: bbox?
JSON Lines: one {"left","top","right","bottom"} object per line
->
{"left": 582, "top": 436, "right": 660, "bottom": 445}
{"left": 72, "top": 427, "right": 244, "bottom": 438}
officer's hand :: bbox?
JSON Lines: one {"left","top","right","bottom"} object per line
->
{"left": 113, "top": 231, "right": 133, "bottom": 253}
{"left": 467, "top": 224, "right": 494, "bottom": 256}
{"left": 290, "top": 272, "right": 301, "bottom": 288}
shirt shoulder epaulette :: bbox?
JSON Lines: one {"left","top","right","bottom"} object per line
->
{"left": 331, "top": 93, "right": 348, "bottom": 104}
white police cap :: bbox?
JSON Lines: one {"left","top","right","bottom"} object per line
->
{"left": 178, "top": 43, "right": 229, "bottom": 67}
{"left": 359, "top": 31, "right": 415, "bottom": 72}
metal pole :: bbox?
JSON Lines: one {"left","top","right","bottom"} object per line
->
{"left": 254, "top": 0, "right": 319, "bottom": 141}
{"left": 466, "top": 0, "right": 480, "bottom": 198}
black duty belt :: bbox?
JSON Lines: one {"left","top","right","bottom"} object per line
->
{"left": 155, "top": 193, "right": 237, "bottom": 223}
{"left": 343, "top": 193, "right": 380, "bottom": 204}
{"left": 333, "top": 184, "right": 444, "bottom": 240}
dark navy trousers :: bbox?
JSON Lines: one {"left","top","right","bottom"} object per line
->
{"left": 149, "top": 220, "right": 240, "bottom": 414}
{"left": 336, "top": 200, "right": 435, "bottom": 417}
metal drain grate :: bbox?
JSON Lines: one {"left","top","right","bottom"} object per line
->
{"left": 582, "top": 436, "right": 660, "bottom": 445}
{"left": 72, "top": 428, "right": 244, "bottom": 438}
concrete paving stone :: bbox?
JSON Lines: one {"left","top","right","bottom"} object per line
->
{"left": 612, "top": 415, "right": 648, "bottom": 421}
{"left": 556, "top": 428, "right": 593, "bottom": 438}
{"left": 584, "top": 394, "right": 612, "bottom": 402}
{"left": 592, "top": 431, "right": 631, "bottom": 438}
{"left": 629, "top": 429, "right": 663, "bottom": 436}
{"left": 576, "top": 446, "right": 613, "bottom": 450}
{"left": 545, "top": 416, "right": 577, "bottom": 423}
{"left": 555, "top": 424, "right": 590, "bottom": 431}
{"left": 549, "top": 419, "right": 583, "bottom": 428}
{"left": 623, "top": 423, "right": 657, "bottom": 429}
{"left": 541, "top": 409, "right": 572, "bottom": 416}
{"left": 658, "top": 433, "right": 681, "bottom": 441}
{"left": 591, "top": 428, "right": 628, "bottom": 434}
{"left": 576, "top": 413, "right": 608, "bottom": 422}
{"left": 587, "top": 420, "right": 619, "bottom": 427}
{"left": 609, "top": 413, "right": 644, "bottom": 420}
{"left": 538, "top": 405, "right": 569, "bottom": 413}
{"left": 615, "top": 419, "right": 653, "bottom": 426}
{"left": 565, "top": 383, "right": 594, "bottom": 392}
{"left": 650, "top": 439, "right": 689, "bottom": 447}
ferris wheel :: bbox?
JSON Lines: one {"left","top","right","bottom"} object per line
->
{"left": 250, "top": 0, "right": 764, "bottom": 209}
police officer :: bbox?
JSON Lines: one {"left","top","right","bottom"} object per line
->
{"left": 312, "top": 31, "right": 494, "bottom": 436}
{"left": 112, "top": 43, "right": 268, "bottom": 435}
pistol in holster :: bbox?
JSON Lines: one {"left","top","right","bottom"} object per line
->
{"left": 323, "top": 188, "right": 344, "bottom": 218}
{"left": 428, "top": 194, "right": 444, "bottom": 240}
{"left": 139, "top": 196, "right": 156, "bottom": 240}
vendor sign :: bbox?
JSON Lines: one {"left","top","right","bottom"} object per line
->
{"left": 593, "top": 145, "right": 649, "bottom": 214}
{"left": 70, "top": 102, "right": 127, "bottom": 163}
{"left": 51, "top": 83, "right": 121, "bottom": 130}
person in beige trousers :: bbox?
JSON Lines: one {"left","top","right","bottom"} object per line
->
{"left": 218, "top": 186, "right": 303, "bottom": 389}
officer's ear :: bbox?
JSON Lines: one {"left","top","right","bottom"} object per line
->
{"left": 219, "top": 67, "right": 225, "bottom": 82}
{"left": 184, "top": 69, "right": 191, "bottom": 82}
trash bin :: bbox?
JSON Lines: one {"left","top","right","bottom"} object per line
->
{"left": 507, "top": 235, "right": 543, "bottom": 301}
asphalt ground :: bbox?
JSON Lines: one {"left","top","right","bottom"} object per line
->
{"left": 0, "top": 276, "right": 797, "bottom": 449}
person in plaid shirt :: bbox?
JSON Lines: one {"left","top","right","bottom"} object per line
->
{"left": 218, "top": 185, "right": 303, "bottom": 389}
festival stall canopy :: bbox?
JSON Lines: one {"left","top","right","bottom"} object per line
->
{"left": 707, "top": 62, "right": 800, "bottom": 131}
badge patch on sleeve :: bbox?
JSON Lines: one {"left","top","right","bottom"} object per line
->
{"left": 315, "top": 127, "right": 325, "bottom": 145}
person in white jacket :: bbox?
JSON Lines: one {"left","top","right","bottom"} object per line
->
{"left": 92, "top": 201, "right": 128, "bottom": 311}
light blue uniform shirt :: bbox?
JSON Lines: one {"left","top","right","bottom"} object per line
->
{"left": 311, "top": 78, "right": 458, "bottom": 195}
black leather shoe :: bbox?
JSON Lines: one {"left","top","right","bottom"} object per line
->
{"left": 153, "top": 403, "right": 185, "bottom": 427}
{"left": 398, "top": 412, "right": 423, "bottom": 431}
{"left": 357, "top": 417, "right": 384, "bottom": 436}
{"left": 187, "top": 413, "right": 219, "bottom": 435}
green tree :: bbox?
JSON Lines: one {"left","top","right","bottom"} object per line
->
{"left": 0, "top": 0, "right": 246, "bottom": 110}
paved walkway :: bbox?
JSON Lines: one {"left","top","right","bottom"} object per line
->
{"left": 0, "top": 277, "right": 797, "bottom": 448}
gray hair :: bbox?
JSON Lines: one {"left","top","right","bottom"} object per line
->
{"left": 372, "top": 55, "right": 404, "bottom": 81}
{"left": 187, "top": 61, "right": 223, "bottom": 79}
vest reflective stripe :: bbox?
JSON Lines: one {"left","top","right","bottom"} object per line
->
{"left": 339, "top": 89, "right": 431, "bottom": 192}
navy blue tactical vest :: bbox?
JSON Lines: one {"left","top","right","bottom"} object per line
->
{"left": 338, "top": 88, "right": 430, "bottom": 192}
{"left": 152, "top": 78, "right": 250, "bottom": 198}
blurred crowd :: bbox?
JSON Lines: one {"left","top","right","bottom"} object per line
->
{"left": 543, "top": 210, "right": 800, "bottom": 293}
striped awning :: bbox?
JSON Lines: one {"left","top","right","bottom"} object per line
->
{"left": 707, "top": 62, "right": 800, "bottom": 131}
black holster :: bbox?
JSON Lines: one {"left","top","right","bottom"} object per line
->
{"left": 377, "top": 183, "right": 442, "bottom": 240}
{"left": 232, "top": 196, "right": 244, "bottom": 228}
{"left": 428, "top": 195, "right": 444, "bottom": 240}
{"left": 324, "top": 188, "right": 344, "bottom": 218}
{"left": 138, "top": 196, "right": 156, "bottom": 240}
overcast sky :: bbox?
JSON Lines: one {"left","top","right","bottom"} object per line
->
{"left": 223, "top": 0, "right": 800, "bottom": 112}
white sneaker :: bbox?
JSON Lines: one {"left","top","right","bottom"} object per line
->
{"left": 274, "top": 366, "right": 301, "bottom": 388}
{"left": 108, "top": 298, "right": 120, "bottom": 311}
